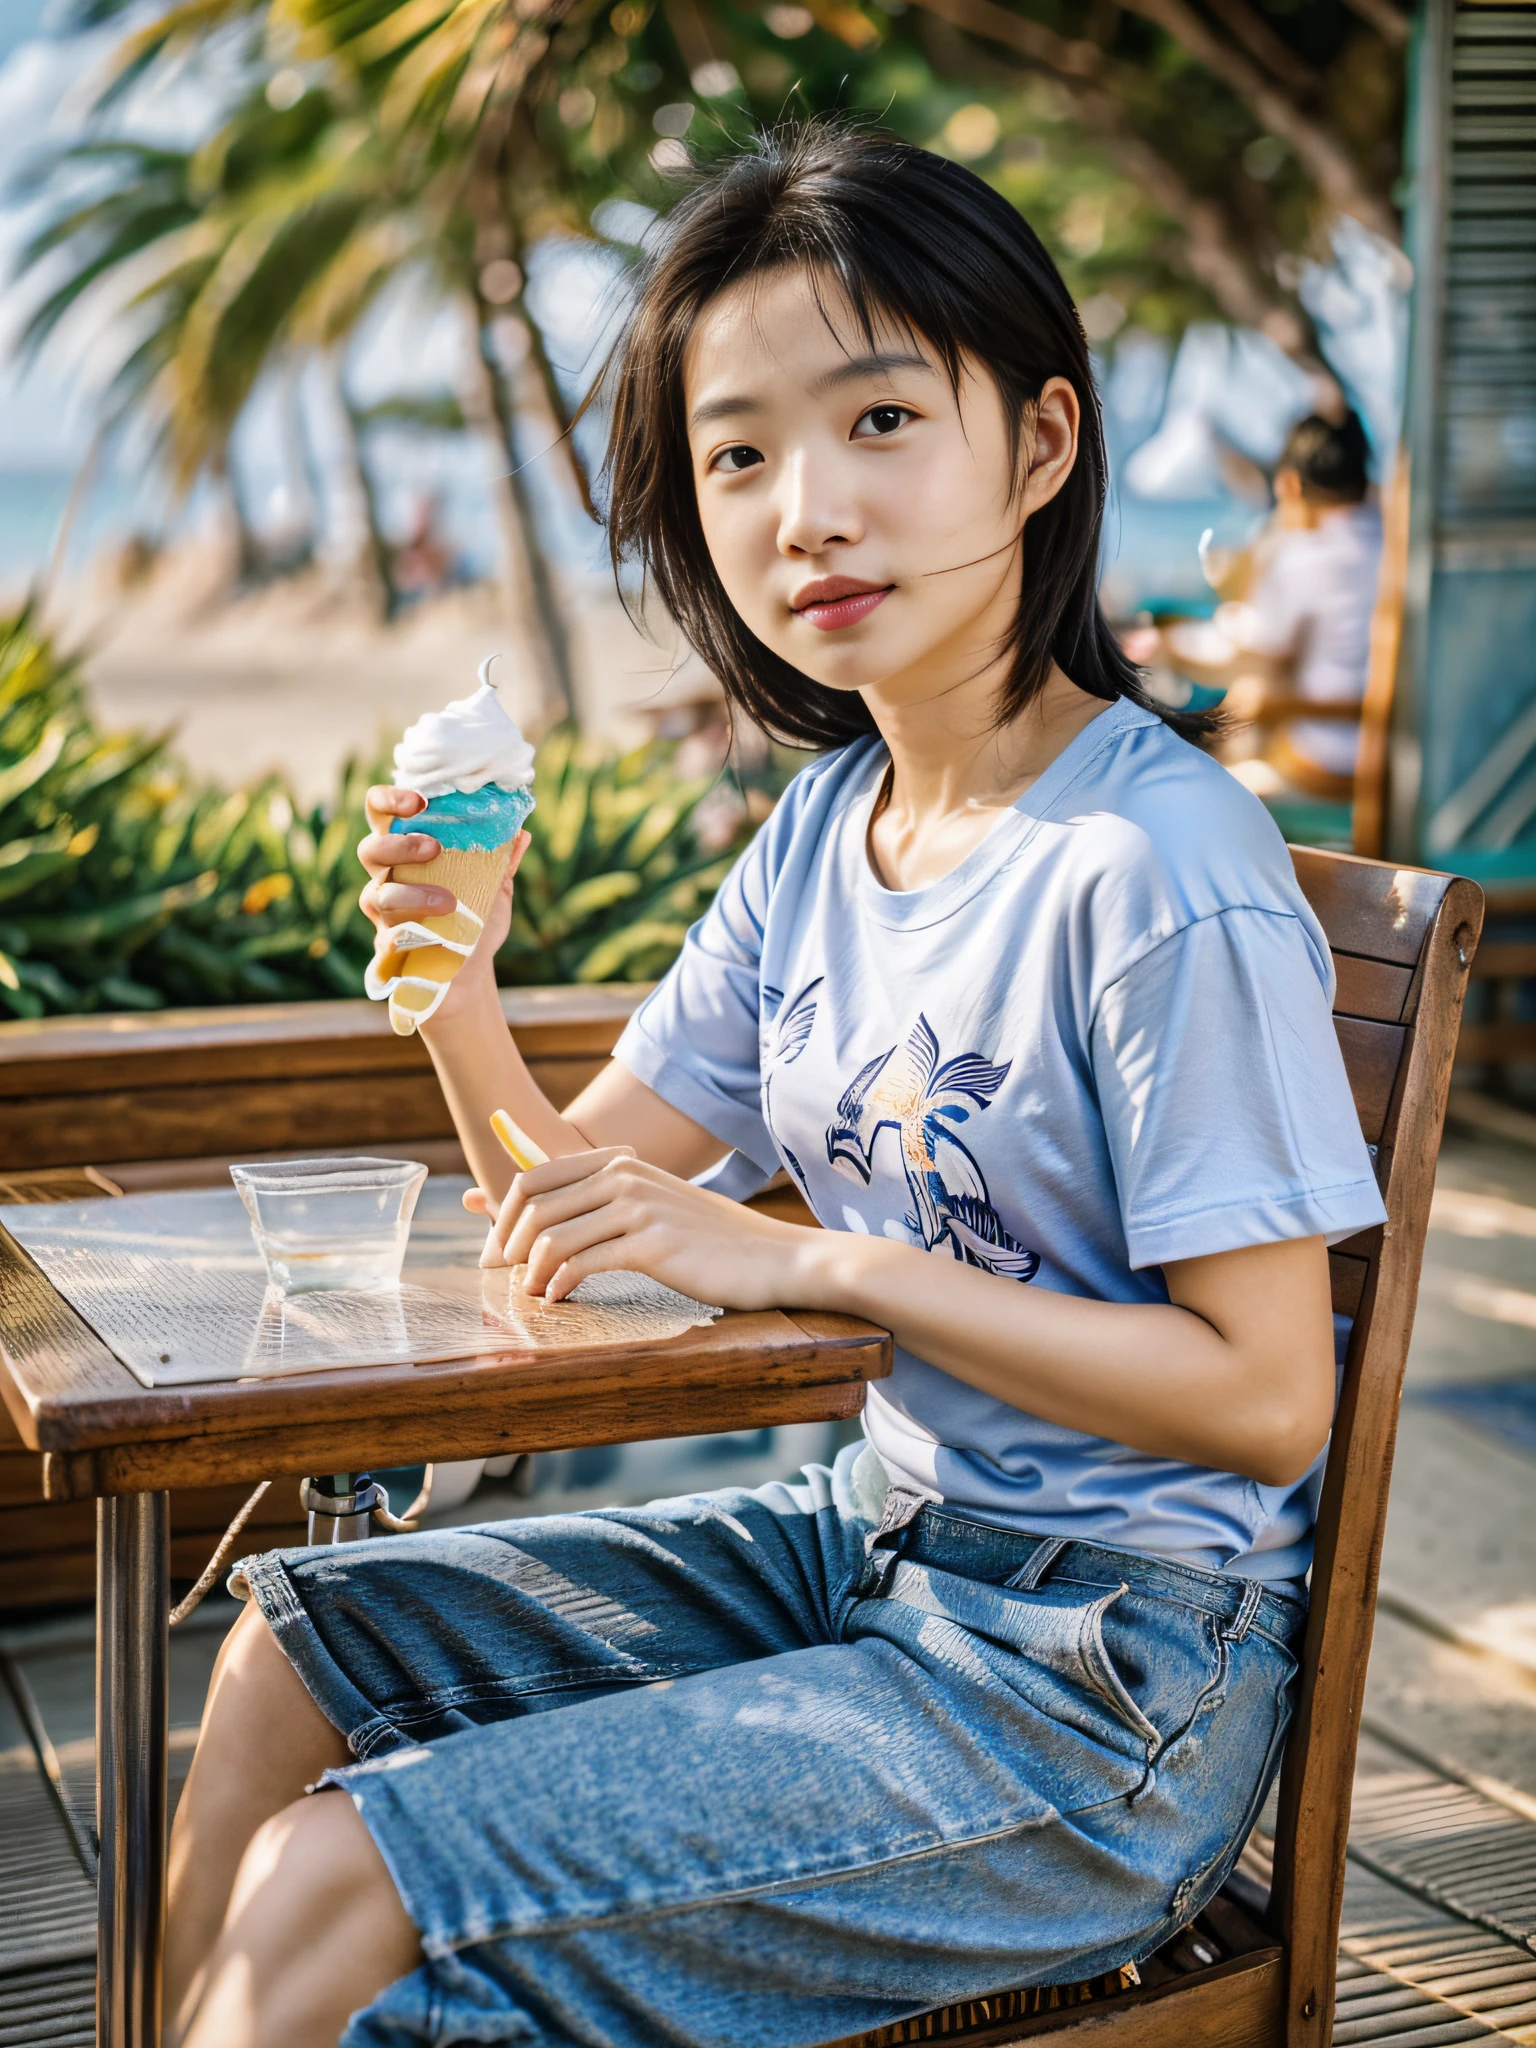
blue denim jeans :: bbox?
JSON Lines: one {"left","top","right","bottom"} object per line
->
{"left": 237, "top": 1445, "right": 1303, "bottom": 2048}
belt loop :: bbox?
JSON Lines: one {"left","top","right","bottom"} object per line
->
{"left": 863, "top": 1485, "right": 927, "bottom": 1557}
{"left": 1224, "top": 1581, "right": 1263, "bottom": 1644}
{"left": 1005, "top": 1537, "right": 1068, "bottom": 1592}
{"left": 859, "top": 1485, "right": 927, "bottom": 1596}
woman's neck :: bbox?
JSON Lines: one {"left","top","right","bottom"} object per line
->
{"left": 864, "top": 664, "right": 1108, "bottom": 893}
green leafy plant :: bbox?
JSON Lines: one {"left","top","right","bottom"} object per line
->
{"left": 499, "top": 728, "right": 746, "bottom": 986}
{"left": 0, "top": 607, "right": 380, "bottom": 1016}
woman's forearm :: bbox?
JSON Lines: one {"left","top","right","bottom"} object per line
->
{"left": 420, "top": 974, "right": 728, "bottom": 1201}
{"left": 794, "top": 1229, "right": 1333, "bottom": 1487}
{"left": 419, "top": 975, "right": 590, "bottom": 1201}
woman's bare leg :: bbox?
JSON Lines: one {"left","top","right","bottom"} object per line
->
{"left": 175, "top": 1792, "right": 420, "bottom": 2048}
{"left": 165, "top": 1602, "right": 350, "bottom": 2039}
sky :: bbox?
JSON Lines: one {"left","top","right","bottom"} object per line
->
{"left": 0, "top": 0, "right": 53, "bottom": 67}
{"left": 0, "top": 1, "right": 115, "bottom": 465}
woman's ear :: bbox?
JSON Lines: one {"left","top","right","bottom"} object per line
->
{"left": 1021, "top": 376, "right": 1080, "bottom": 515}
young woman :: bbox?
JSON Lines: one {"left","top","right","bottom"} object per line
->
{"left": 164, "top": 124, "right": 1387, "bottom": 2048}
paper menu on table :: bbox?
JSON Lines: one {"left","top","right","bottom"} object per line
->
{"left": 2, "top": 1177, "right": 719, "bottom": 1388}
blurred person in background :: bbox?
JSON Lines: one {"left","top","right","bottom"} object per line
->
{"left": 1128, "top": 411, "right": 1382, "bottom": 804}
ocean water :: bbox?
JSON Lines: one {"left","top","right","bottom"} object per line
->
{"left": 0, "top": 469, "right": 157, "bottom": 591}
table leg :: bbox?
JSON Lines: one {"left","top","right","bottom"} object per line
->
{"left": 97, "top": 1492, "right": 170, "bottom": 2048}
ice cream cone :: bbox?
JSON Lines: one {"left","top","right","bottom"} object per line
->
{"left": 364, "top": 662, "right": 536, "bottom": 1036}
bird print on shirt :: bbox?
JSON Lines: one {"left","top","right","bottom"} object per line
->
{"left": 825, "top": 1013, "right": 1039, "bottom": 1281}
{"left": 762, "top": 978, "right": 823, "bottom": 1196}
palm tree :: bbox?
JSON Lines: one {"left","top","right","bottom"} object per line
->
{"left": 10, "top": 107, "right": 377, "bottom": 556}
{"left": 11, "top": 49, "right": 576, "bottom": 710}
{"left": 270, "top": 130, "right": 578, "bottom": 717}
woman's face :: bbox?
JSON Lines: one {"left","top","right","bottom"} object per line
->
{"left": 683, "top": 265, "right": 1078, "bottom": 708}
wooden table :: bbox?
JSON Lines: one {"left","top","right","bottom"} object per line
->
{"left": 0, "top": 1207, "right": 890, "bottom": 2048}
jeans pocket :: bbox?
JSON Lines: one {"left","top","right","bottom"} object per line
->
{"left": 1076, "top": 1586, "right": 1166, "bottom": 1753}
{"left": 1080, "top": 1586, "right": 1229, "bottom": 1760}
{"left": 985, "top": 1579, "right": 1175, "bottom": 1755}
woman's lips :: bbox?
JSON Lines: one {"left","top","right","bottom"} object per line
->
{"left": 793, "top": 586, "right": 892, "bottom": 631}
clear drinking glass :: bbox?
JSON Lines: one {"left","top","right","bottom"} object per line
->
{"left": 230, "top": 1157, "right": 429, "bottom": 1295}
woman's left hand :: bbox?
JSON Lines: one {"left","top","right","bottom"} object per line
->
{"left": 463, "top": 1150, "right": 826, "bottom": 1311}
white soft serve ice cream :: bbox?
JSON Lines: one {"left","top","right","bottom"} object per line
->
{"left": 392, "top": 664, "right": 536, "bottom": 798}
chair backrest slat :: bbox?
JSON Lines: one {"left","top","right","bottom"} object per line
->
{"left": 1290, "top": 848, "right": 1452, "bottom": 966}
{"left": 1332, "top": 1016, "right": 1408, "bottom": 1143}
{"left": 1331, "top": 954, "right": 1415, "bottom": 1025}
{"left": 1327, "top": 1237, "right": 1373, "bottom": 1320}
{"left": 1269, "top": 848, "right": 1482, "bottom": 2048}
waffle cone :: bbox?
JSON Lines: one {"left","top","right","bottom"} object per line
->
{"left": 396, "top": 842, "right": 514, "bottom": 932}
{"left": 380, "top": 839, "right": 515, "bottom": 1036}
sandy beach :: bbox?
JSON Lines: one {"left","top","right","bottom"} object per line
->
{"left": 27, "top": 549, "right": 712, "bottom": 804}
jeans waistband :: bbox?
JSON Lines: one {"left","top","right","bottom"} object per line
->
{"left": 863, "top": 1501, "right": 1308, "bottom": 1651}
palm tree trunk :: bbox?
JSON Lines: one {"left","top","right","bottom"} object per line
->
{"left": 456, "top": 291, "right": 575, "bottom": 728}
{"left": 38, "top": 427, "right": 104, "bottom": 608}
{"left": 208, "top": 445, "right": 258, "bottom": 588}
{"left": 517, "top": 310, "right": 596, "bottom": 523}
{"left": 318, "top": 351, "right": 392, "bottom": 622}
{"left": 280, "top": 359, "right": 319, "bottom": 571}
{"left": 500, "top": 184, "right": 596, "bottom": 523}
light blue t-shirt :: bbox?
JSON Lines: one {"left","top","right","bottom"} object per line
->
{"left": 614, "top": 697, "right": 1387, "bottom": 1579}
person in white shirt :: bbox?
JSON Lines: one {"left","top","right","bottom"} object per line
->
{"left": 1135, "top": 411, "right": 1383, "bottom": 802}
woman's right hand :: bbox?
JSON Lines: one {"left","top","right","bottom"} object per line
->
{"left": 357, "top": 786, "right": 528, "bottom": 1018}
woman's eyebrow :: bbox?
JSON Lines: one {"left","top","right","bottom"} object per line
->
{"left": 812, "top": 350, "right": 935, "bottom": 394}
{"left": 688, "top": 393, "right": 764, "bottom": 431}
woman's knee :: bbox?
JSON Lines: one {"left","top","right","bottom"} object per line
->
{"left": 227, "top": 1792, "right": 368, "bottom": 1924}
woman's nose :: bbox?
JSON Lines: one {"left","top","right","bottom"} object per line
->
{"left": 776, "top": 450, "right": 864, "bottom": 556}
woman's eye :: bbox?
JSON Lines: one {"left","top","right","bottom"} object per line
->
{"left": 853, "top": 404, "right": 913, "bottom": 439}
{"left": 710, "top": 444, "right": 763, "bottom": 474}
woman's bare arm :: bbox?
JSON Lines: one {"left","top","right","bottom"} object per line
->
{"left": 481, "top": 1148, "right": 1336, "bottom": 1488}
{"left": 422, "top": 986, "right": 725, "bottom": 1199}
{"left": 815, "top": 1226, "right": 1335, "bottom": 1488}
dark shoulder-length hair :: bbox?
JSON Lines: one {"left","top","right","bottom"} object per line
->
{"left": 602, "top": 119, "right": 1205, "bottom": 751}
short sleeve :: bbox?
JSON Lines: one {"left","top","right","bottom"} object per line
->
{"left": 1092, "top": 907, "right": 1387, "bottom": 1269}
{"left": 611, "top": 828, "right": 778, "bottom": 1173}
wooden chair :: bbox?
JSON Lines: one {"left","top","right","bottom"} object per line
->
{"left": 816, "top": 846, "right": 1483, "bottom": 2048}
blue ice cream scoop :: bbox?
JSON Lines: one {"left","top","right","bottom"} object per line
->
{"left": 390, "top": 782, "right": 535, "bottom": 850}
